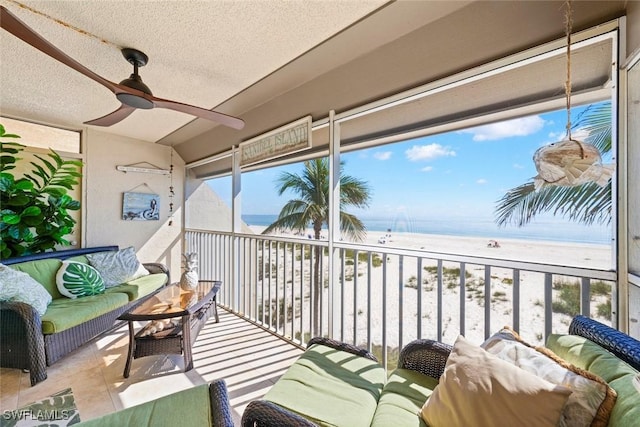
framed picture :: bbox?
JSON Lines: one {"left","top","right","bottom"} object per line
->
{"left": 122, "top": 192, "right": 160, "bottom": 221}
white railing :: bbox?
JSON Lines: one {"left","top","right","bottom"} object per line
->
{"left": 185, "top": 229, "right": 617, "bottom": 369}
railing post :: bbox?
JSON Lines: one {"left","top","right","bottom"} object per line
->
{"left": 513, "top": 269, "right": 520, "bottom": 333}
{"left": 460, "top": 262, "right": 466, "bottom": 336}
{"left": 417, "top": 257, "right": 423, "bottom": 339}
{"left": 484, "top": 266, "right": 491, "bottom": 339}
{"left": 544, "top": 273, "right": 553, "bottom": 340}
{"left": 437, "top": 259, "right": 443, "bottom": 342}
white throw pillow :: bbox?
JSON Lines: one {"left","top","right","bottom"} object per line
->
{"left": 482, "top": 327, "right": 616, "bottom": 427}
{"left": 0, "top": 263, "right": 52, "bottom": 316}
{"left": 86, "top": 246, "right": 149, "bottom": 287}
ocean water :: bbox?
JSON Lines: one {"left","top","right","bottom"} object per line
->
{"left": 242, "top": 214, "right": 612, "bottom": 245}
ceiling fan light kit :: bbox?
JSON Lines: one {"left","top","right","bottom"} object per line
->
{"left": 0, "top": 6, "right": 245, "bottom": 130}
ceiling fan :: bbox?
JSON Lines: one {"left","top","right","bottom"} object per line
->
{"left": 0, "top": 6, "right": 245, "bottom": 130}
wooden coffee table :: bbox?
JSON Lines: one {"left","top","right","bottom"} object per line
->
{"left": 118, "top": 280, "right": 221, "bottom": 378}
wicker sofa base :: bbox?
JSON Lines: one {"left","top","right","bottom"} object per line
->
{"left": 45, "top": 300, "right": 146, "bottom": 365}
{"left": 0, "top": 301, "right": 47, "bottom": 385}
{"left": 0, "top": 246, "right": 169, "bottom": 386}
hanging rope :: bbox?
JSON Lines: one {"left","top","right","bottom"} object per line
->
{"left": 564, "top": 0, "right": 573, "bottom": 140}
{"left": 168, "top": 148, "right": 175, "bottom": 227}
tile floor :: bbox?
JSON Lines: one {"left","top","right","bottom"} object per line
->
{"left": 0, "top": 309, "right": 303, "bottom": 424}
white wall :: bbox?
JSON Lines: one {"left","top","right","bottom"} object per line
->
{"left": 627, "top": 2, "right": 640, "bottom": 59}
{"left": 84, "top": 129, "right": 184, "bottom": 281}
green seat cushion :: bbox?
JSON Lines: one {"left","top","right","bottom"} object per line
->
{"left": 104, "top": 273, "right": 167, "bottom": 301}
{"left": 547, "top": 334, "right": 640, "bottom": 426}
{"left": 264, "top": 343, "right": 386, "bottom": 427}
{"left": 10, "top": 259, "right": 63, "bottom": 299}
{"left": 75, "top": 383, "right": 212, "bottom": 427}
{"left": 41, "top": 292, "right": 129, "bottom": 334}
{"left": 66, "top": 255, "right": 89, "bottom": 264}
{"left": 371, "top": 368, "right": 437, "bottom": 427}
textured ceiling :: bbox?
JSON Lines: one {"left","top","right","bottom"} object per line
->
{"left": 0, "top": 0, "right": 389, "bottom": 142}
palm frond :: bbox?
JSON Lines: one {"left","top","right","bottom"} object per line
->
{"left": 340, "top": 212, "right": 367, "bottom": 242}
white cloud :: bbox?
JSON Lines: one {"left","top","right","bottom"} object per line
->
{"left": 405, "top": 143, "right": 456, "bottom": 161}
{"left": 539, "top": 128, "right": 590, "bottom": 147}
{"left": 547, "top": 131, "right": 563, "bottom": 140}
{"left": 477, "top": 178, "right": 487, "bottom": 184}
{"left": 571, "top": 128, "right": 590, "bottom": 141}
{"left": 421, "top": 166, "right": 433, "bottom": 172}
{"left": 374, "top": 151, "right": 392, "bottom": 160}
{"left": 513, "top": 163, "right": 524, "bottom": 169}
{"left": 463, "top": 116, "right": 545, "bottom": 141}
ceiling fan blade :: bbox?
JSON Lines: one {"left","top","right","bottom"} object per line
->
{"left": 84, "top": 104, "right": 135, "bottom": 126}
{"left": 152, "top": 97, "right": 245, "bottom": 130}
{"left": 0, "top": 6, "right": 121, "bottom": 94}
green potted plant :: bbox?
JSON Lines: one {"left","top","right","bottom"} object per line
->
{"left": 0, "top": 124, "right": 83, "bottom": 259}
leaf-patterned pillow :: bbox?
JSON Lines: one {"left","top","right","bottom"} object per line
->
{"left": 8, "top": 387, "right": 81, "bottom": 426}
{"left": 56, "top": 261, "right": 105, "bottom": 299}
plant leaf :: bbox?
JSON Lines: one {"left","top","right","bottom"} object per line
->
{"left": 22, "top": 206, "right": 42, "bottom": 217}
{"left": 34, "top": 154, "right": 56, "bottom": 175}
{"left": 2, "top": 214, "right": 21, "bottom": 224}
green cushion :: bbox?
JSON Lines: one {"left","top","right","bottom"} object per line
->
{"left": 75, "top": 383, "right": 212, "bottom": 427}
{"left": 371, "top": 368, "right": 436, "bottom": 427}
{"left": 547, "top": 334, "right": 640, "bottom": 426}
{"left": 104, "top": 273, "right": 167, "bottom": 301}
{"left": 41, "top": 292, "right": 129, "bottom": 334}
{"left": 264, "top": 344, "right": 386, "bottom": 427}
{"left": 11, "top": 259, "right": 63, "bottom": 299}
{"left": 66, "top": 255, "right": 89, "bottom": 264}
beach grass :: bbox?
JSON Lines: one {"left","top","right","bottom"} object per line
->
{"left": 250, "top": 225, "right": 612, "bottom": 346}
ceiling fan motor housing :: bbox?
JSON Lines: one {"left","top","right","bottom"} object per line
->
{"left": 117, "top": 48, "right": 154, "bottom": 109}
{"left": 117, "top": 75, "right": 154, "bottom": 109}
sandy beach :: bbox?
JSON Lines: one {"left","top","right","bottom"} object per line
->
{"left": 247, "top": 225, "right": 613, "bottom": 347}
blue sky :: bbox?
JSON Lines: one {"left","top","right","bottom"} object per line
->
{"left": 209, "top": 102, "right": 612, "bottom": 230}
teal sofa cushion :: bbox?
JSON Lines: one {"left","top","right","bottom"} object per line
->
{"left": 76, "top": 383, "right": 212, "bottom": 427}
{"left": 264, "top": 343, "right": 386, "bottom": 427}
{"left": 11, "top": 259, "right": 63, "bottom": 299}
{"left": 104, "top": 273, "right": 166, "bottom": 301}
{"left": 41, "top": 292, "right": 129, "bottom": 334}
{"left": 547, "top": 334, "right": 640, "bottom": 427}
{"left": 370, "top": 368, "right": 437, "bottom": 427}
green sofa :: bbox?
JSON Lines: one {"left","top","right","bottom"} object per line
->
{"left": 242, "top": 316, "right": 640, "bottom": 427}
{"left": 0, "top": 246, "right": 169, "bottom": 386}
{"left": 75, "top": 379, "right": 234, "bottom": 427}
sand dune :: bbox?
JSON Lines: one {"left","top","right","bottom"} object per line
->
{"left": 248, "top": 225, "right": 613, "bottom": 347}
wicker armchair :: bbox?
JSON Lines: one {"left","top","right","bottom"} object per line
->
{"left": 397, "top": 338, "right": 452, "bottom": 379}
{"left": 241, "top": 337, "right": 450, "bottom": 427}
{"left": 569, "top": 315, "right": 640, "bottom": 370}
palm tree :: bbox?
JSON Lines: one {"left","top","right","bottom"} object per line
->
{"left": 263, "top": 158, "right": 371, "bottom": 335}
{"left": 494, "top": 102, "right": 612, "bottom": 227}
